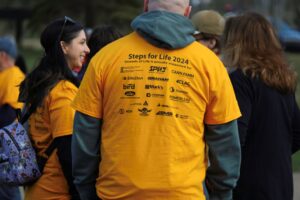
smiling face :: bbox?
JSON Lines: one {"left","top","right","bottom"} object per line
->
{"left": 61, "top": 30, "right": 90, "bottom": 71}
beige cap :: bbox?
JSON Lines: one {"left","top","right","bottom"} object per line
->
{"left": 191, "top": 10, "right": 225, "bottom": 36}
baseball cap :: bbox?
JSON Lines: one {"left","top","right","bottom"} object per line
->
{"left": 0, "top": 37, "right": 18, "bottom": 59}
{"left": 191, "top": 10, "right": 225, "bottom": 36}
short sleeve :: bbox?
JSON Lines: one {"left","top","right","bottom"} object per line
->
{"left": 72, "top": 59, "right": 103, "bottom": 119}
{"left": 204, "top": 64, "right": 241, "bottom": 125}
{"left": 49, "top": 82, "right": 77, "bottom": 138}
{"left": 2, "top": 68, "right": 24, "bottom": 109}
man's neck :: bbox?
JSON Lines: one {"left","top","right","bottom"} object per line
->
{"left": 0, "top": 61, "right": 14, "bottom": 72}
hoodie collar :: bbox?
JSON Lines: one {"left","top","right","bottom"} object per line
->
{"left": 131, "top": 11, "right": 195, "bottom": 49}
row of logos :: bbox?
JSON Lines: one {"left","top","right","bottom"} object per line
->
{"left": 121, "top": 92, "right": 191, "bottom": 103}
{"left": 123, "top": 84, "right": 188, "bottom": 94}
{"left": 123, "top": 78, "right": 189, "bottom": 90}
{"left": 118, "top": 107, "right": 189, "bottom": 118}
{"left": 120, "top": 66, "right": 194, "bottom": 79}
{"left": 129, "top": 101, "right": 178, "bottom": 109}
{"left": 123, "top": 76, "right": 170, "bottom": 82}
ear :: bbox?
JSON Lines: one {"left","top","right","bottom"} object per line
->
{"left": 184, "top": 5, "right": 192, "bottom": 17}
{"left": 208, "top": 39, "right": 217, "bottom": 49}
{"left": 144, "top": 0, "right": 149, "bottom": 12}
{"left": 0, "top": 51, "right": 9, "bottom": 60}
{"left": 60, "top": 41, "right": 68, "bottom": 55}
{"left": 0, "top": 51, "right": 5, "bottom": 58}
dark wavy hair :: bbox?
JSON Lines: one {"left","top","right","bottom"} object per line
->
{"left": 19, "top": 17, "right": 83, "bottom": 111}
{"left": 87, "top": 25, "right": 122, "bottom": 62}
{"left": 223, "top": 12, "right": 297, "bottom": 93}
{"left": 77, "top": 25, "right": 122, "bottom": 80}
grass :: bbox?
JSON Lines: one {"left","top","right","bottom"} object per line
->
{"left": 293, "top": 152, "right": 300, "bottom": 171}
{"left": 18, "top": 46, "right": 300, "bottom": 172}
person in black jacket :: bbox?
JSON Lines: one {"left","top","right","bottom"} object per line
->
{"left": 223, "top": 12, "right": 300, "bottom": 200}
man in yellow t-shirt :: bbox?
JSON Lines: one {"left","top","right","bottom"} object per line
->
{"left": 72, "top": 0, "right": 241, "bottom": 200}
{"left": 0, "top": 37, "right": 24, "bottom": 200}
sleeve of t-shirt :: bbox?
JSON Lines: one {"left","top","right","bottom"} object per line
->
{"left": 49, "top": 82, "right": 77, "bottom": 138}
{"left": 3, "top": 69, "right": 24, "bottom": 109}
{"left": 72, "top": 59, "right": 103, "bottom": 119}
{"left": 204, "top": 62, "right": 241, "bottom": 125}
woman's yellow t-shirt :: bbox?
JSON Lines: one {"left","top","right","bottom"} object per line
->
{"left": 25, "top": 80, "right": 77, "bottom": 200}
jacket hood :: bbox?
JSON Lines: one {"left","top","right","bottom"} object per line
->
{"left": 131, "top": 11, "right": 195, "bottom": 49}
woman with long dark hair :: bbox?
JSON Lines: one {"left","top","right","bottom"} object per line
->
{"left": 223, "top": 12, "right": 300, "bottom": 200}
{"left": 19, "top": 17, "right": 90, "bottom": 200}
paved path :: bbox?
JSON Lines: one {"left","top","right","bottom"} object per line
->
{"left": 295, "top": 173, "right": 300, "bottom": 200}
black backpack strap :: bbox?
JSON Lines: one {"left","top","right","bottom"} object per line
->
{"left": 44, "top": 138, "right": 58, "bottom": 157}
{"left": 36, "top": 138, "right": 59, "bottom": 172}
{"left": 19, "top": 105, "right": 36, "bottom": 124}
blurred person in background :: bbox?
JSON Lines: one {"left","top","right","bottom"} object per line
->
{"left": 0, "top": 36, "right": 23, "bottom": 200}
{"left": 223, "top": 12, "right": 300, "bottom": 200}
{"left": 19, "top": 16, "right": 89, "bottom": 200}
{"left": 78, "top": 25, "right": 122, "bottom": 80}
{"left": 191, "top": 10, "right": 225, "bottom": 56}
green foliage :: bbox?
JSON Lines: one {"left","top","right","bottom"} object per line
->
{"left": 293, "top": 151, "right": 300, "bottom": 172}
{"left": 288, "top": 53, "right": 300, "bottom": 172}
{"left": 26, "top": 0, "right": 142, "bottom": 33}
{"left": 286, "top": 53, "right": 300, "bottom": 104}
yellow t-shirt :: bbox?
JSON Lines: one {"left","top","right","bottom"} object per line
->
{"left": 73, "top": 32, "right": 241, "bottom": 200}
{"left": 25, "top": 80, "right": 77, "bottom": 200}
{"left": 0, "top": 66, "right": 24, "bottom": 109}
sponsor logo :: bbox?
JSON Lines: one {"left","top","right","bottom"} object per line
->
{"left": 125, "top": 91, "right": 136, "bottom": 96}
{"left": 130, "top": 102, "right": 142, "bottom": 106}
{"left": 169, "top": 95, "right": 190, "bottom": 103}
{"left": 156, "top": 111, "right": 173, "bottom": 116}
{"left": 175, "top": 113, "right": 189, "bottom": 119}
{"left": 169, "top": 87, "right": 188, "bottom": 94}
{"left": 123, "top": 76, "right": 143, "bottom": 80}
{"left": 157, "top": 103, "right": 178, "bottom": 109}
{"left": 149, "top": 66, "right": 167, "bottom": 73}
{"left": 145, "top": 85, "right": 163, "bottom": 90}
{"left": 121, "top": 96, "right": 140, "bottom": 99}
{"left": 118, "top": 108, "right": 132, "bottom": 114}
{"left": 120, "top": 66, "right": 143, "bottom": 73}
{"left": 123, "top": 84, "right": 135, "bottom": 90}
{"left": 143, "top": 101, "right": 148, "bottom": 106}
{"left": 146, "top": 93, "right": 165, "bottom": 98}
{"left": 172, "top": 70, "right": 194, "bottom": 78}
{"left": 138, "top": 107, "right": 151, "bottom": 116}
{"left": 176, "top": 79, "right": 190, "bottom": 87}
{"left": 148, "top": 76, "right": 169, "bottom": 82}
